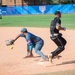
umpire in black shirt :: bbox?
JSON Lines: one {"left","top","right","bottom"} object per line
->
{"left": 49, "top": 11, "right": 67, "bottom": 63}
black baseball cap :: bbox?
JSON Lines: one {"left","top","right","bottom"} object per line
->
{"left": 54, "top": 11, "right": 61, "bottom": 15}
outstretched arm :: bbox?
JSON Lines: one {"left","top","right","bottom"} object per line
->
{"left": 14, "top": 34, "right": 20, "bottom": 42}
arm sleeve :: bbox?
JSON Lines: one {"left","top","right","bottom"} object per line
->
{"left": 27, "top": 40, "right": 33, "bottom": 50}
{"left": 57, "top": 19, "right": 61, "bottom": 25}
{"left": 56, "top": 19, "right": 61, "bottom": 29}
{"left": 20, "top": 34, "right": 24, "bottom": 37}
{"left": 26, "top": 34, "right": 33, "bottom": 50}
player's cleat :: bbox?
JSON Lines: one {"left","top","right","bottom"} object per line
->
{"left": 24, "top": 54, "right": 34, "bottom": 58}
{"left": 55, "top": 55, "right": 59, "bottom": 59}
{"left": 39, "top": 57, "right": 49, "bottom": 62}
{"left": 24, "top": 56, "right": 34, "bottom": 58}
{"left": 48, "top": 54, "right": 53, "bottom": 63}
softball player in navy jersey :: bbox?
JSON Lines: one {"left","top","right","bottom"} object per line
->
{"left": 13, "top": 28, "right": 48, "bottom": 61}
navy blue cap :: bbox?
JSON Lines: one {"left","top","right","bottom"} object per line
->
{"left": 54, "top": 11, "right": 61, "bottom": 15}
{"left": 21, "top": 28, "right": 27, "bottom": 32}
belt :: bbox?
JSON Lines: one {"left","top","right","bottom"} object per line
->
{"left": 50, "top": 34, "right": 58, "bottom": 37}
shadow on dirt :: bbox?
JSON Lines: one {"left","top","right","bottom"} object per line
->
{"left": 57, "top": 60, "right": 75, "bottom": 66}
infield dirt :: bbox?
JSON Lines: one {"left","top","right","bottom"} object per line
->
{"left": 0, "top": 27, "right": 75, "bottom": 75}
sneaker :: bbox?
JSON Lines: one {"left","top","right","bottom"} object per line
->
{"left": 48, "top": 54, "right": 53, "bottom": 63}
{"left": 39, "top": 58, "right": 49, "bottom": 62}
{"left": 24, "top": 54, "right": 34, "bottom": 58}
{"left": 55, "top": 55, "right": 59, "bottom": 59}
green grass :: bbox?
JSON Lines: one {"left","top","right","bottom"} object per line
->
{"left": 0, "top": 14, "right": 75, "bottom": 29}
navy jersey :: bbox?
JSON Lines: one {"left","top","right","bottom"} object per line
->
{"left": 20, "top": 32, "right": 42, "bottom": 45}
{"left": 50, "top": 17, "right": 61, "bottom": 34}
